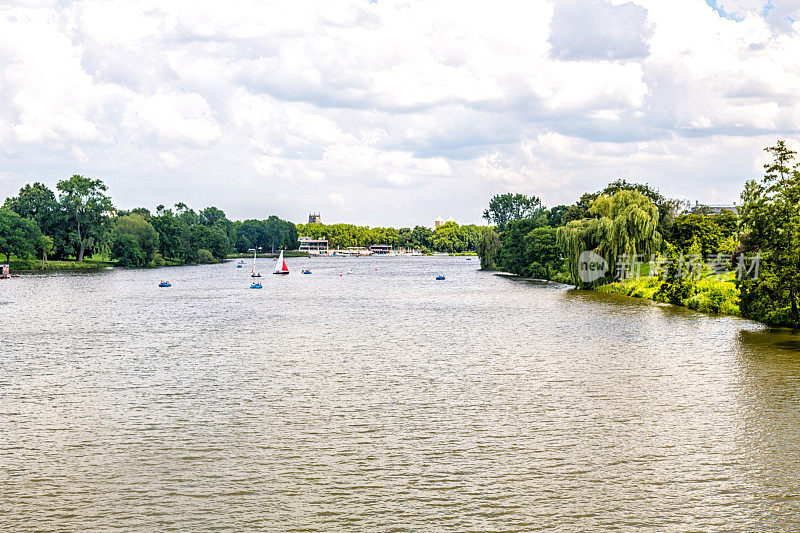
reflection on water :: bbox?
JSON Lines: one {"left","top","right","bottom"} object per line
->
{"left": 733, "top": 329, "right": 800, "bottom": 526}
{"left": 2, "top": 257, "right": 800, "bottom": 530}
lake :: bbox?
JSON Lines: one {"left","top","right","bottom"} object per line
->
{"left": 3, "top": 255, "right": 800, "bottom": 530}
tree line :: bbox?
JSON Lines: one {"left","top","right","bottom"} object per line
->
{"left": 296, "top": 221, "right": 490, "bottom": 253}
{"left": 0, "top": 175, "right": 299, "bottom": 267}
{"left": 0, "top": 175, "right": 489, "bottom": 268}
{"left": 476, "top": 143, "right": 796, "bottom": 326}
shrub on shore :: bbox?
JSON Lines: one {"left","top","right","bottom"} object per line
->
{"left": 597, "top": 273, "right": 740, "bottom": 316}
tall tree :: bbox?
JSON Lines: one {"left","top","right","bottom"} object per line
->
{"left": 264, "top": 215, "right": 287, "bottom": 252}
{"left": 526, "top": 227, "right": 562, "bottom": 279}
{"left": 3, "top": 182, "right": 57, "bottom": 230}
{"left": 482, "top": 193, "right": 544, "bottom": 230}
{"left": 557, "top": 190, "right": 662, "bottom": 286}
{"left": 56, "top": 175, "right": 113, "bottom": 261}
{"left": 738, "top": 140, "right": 800, "bottom": 326}
{"left": 150, "top": 208, "right": 184, "bottom": 260}
{"left": 3, "top": 182, "right": 73, "bottom": 259}
{"left": 497, "top": 218, "right": 542, "bottom": 276}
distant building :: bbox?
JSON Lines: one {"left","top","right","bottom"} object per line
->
{"left": 309, "top": 213, "right": 322, "bottom": 224}
{"left": 434, "top": 216, "right": 444, "bottom": 229}
{"left": 686, "top": 201, "right": 738, "bottom": 215}
{"left": 369, "top": 244, "right": 393, "bottom": 255}
{"left": 298, "top": 236, "right": 328, "bottom": 255}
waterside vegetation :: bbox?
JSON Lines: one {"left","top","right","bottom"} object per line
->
{"left": 476, "top": 141, "right": 800, "bottom": 328}
{"left": 2, "top": 177, "right": 490, "bottom": 271}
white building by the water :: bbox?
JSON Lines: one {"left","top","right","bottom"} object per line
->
{"left": 369, "top": 244, "right": 393, "bottom": 255}
{"left": 298, "top": 236, "right": 329, "bottom": 255}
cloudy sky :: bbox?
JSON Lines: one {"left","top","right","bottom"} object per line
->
{"left": 1, "top": 0, "right": 799, "bottom": 226}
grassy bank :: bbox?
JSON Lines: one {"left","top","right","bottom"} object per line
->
{"left": 9, "top": 258, "right": 116, "bottom": 271}
{"left": 7, "top": 252, "right": 207, "bottom": 272}
{"left": 596, "top": 271, "right": 740, "bottom": 316}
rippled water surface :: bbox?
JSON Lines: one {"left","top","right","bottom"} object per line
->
{"left": 3, "top": 256, "right": 800, "bottom": 530}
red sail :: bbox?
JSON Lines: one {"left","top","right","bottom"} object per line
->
{"left": 281, "top": 260, "right": 289, "bottom": 272}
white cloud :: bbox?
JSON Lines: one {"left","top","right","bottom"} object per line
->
{"left": 1, "top": 0, "right": 799, "bottom": 225}
{"left": 159, "top": 152, "right": 180, "bottom": 169}
{"left": 134, "top": 93, "right": 221, "bottom": 145}
{"left": 327, "top": 192, "right": 346, "bottom": 208}
{"left": 550, "top": 0, "right": 652, "bottom": 60}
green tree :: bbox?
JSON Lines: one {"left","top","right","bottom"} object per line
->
{"left": 563, "top": 180, "right": 680, "bottom": 237}
{"left": 546, "top": 205, "right": 569, "bottom": 227}
{"left": 431, "top": 221, "right": 466, "bottom": 252}
{"left": 199, "top": 206, "right": 227, "bottom": 227}
{"left": 197, "top": 248, "right": 216, "bottom": 264}
{"left": 129, "top": 207, "right": 152, "bottom": 218}
{"left": 190, "top": 225, "right": 228, "bottom": 261}
{"left": 738, "top": 140, "right": 800, "bottom": 326}
{"left": 56, "top": 175, "right": 113, "bottom": 261}
{"left": 671, "top": 214, "right": 723, "bottom": 256}
{"left": 410, "top": 225, "right": 433, "bottom": 250}
{"left": 497, "top": 218, "right": 542, "bottom": 276}
{"left": 3, "top": 182, "right": 57, "bottom": 230}
{"left": 200, "top": 206, "right": 235, "bottom": 252}
{"left": 150, "top": 209, "right": 185, "bottom": 260}
{"left": 111, "top": 214, "right": 160, "bottom": 266}
{"left": 482, "top": 193, "right": 544, "bottom": 230}
{"left": 476, "top": 227, "right": 500, "bottom": 269}
{"left": 263, "top": 215, "right": 298, "bottom": 251}
{"left": 562, "top": 193, "right": 597, "bottom": 223}
{"left": 39, "top": 235, "right": 54, "bottom": 263}
{"left": 238, "top": 219, "right": 266, "bottom": 251}
{"left": 712, "top": 210, "right": 738, "bottom": 239}
{"left": 557, "top": 190, "right": 662, "bottom": 286}
{"left": 235, "top": 234, "right": 252, "bottom": 253}
{"left": 525, "top": 227, "right": 562, "bottom": 279}
{"left": 111, "top": 234, "right": 145, "bottom": 267}
{"left": 175, "top": 202, "right": 200, "bottom": 227}
{"left": 0, "top": 209, "right": 42, "bottom": 263}
{"left": 653, "top": 243, "right": 695, "bottom": 305}
{"left": 4, "top": 182, "right": 73, "bottom": 259}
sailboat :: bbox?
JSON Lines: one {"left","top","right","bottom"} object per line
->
{"left": 251, "top": 250, "right": 261, "bottom": 277}
{"left": 273, "top": 250, "right": 289, "bottom": 275}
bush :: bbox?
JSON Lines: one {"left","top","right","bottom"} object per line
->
{"left": 111, "top": 234, "right": 146, "bottom": 267}
{"left": 597, "top": 276, "right": 663, "bottom": 299}
{"left": 686, "top": 278, "right": 740, "bottom": 315}
{"left": 596, "top": 267, "right": 740, "bottom": 317}
{"left": 197, "top": 248, "right": 216, "bottom": 264}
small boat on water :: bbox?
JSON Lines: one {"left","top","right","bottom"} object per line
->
{"left": 466, "top": 257, "right": 472, "bottom": 261}
{"left": 159, "top": 281, "right": 172, "bottom": 287}
{"left": 301, "top": 269, "right": 312, "bottom": 274}
{"left": 347, "top": 269, "right": 354, "bottom": 274}
{"left": 435, "top": 275, "right": 445, "bottom": 280}
{"left": 250, "top": 282, "right": 262, "bottom": 289}
{"left": 237, "top": 264, "right": 243, "bottom": 268}
{"left": 274, "top": 250, "right": 289, "bottom": 275}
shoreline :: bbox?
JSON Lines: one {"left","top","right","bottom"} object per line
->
{"left": 493, "top": 271, "right": 741, "bottom": 319}
{"left": 7, "top": 252, "right": 467, "bottom": 274}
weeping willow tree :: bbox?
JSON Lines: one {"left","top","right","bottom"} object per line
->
{"left": 557, "top": 189, "right": 662, "bottom": 286}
